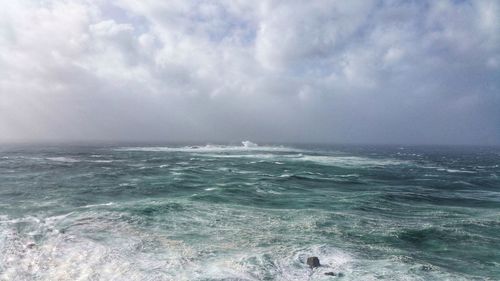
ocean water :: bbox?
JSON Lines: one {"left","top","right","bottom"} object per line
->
{"left": 0, "top": 143, "right": 499, "bottom": 281}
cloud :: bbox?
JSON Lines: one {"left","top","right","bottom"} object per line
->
{"left": 0, "top": 0, "right": 499, "bottom": 144}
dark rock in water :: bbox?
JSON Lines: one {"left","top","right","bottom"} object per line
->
{"left": 307, "top": 256, "right": 320, "bottom": 268}
{"left": 421, "top": 265, "right": 433, "bottom": 271}
{"left": 26, "top": 242, "right": 36, "bottom": 249}
{"left": 324, "top": 272, "right": 336, "bottom": 276}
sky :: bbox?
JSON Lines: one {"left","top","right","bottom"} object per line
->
{"left": 0, "top": 0, "right": 499, "bottom": 145}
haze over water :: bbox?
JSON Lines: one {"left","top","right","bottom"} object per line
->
{"left": 1, "top": 142, "right": 499, "bottom": 280}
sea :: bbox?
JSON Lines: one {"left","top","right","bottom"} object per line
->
{"left": 0, "top": 142, "right": 499, "bottom": 280}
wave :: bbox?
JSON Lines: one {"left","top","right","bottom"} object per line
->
{"left": 115, "top": 141, "right": 300, "bottom": 153}
{"left": 242, "top": 140, "right": 258, "bottom": 148}
{"left": 88, "top": 159, "right": 113, "bottom": 163}
{"left": 46, "top": 157, "right": 80, "bottom": 163}
{"left": 175, "top": 150, "right": 409, "bottom": 169}
{"left": 298, "top": 155, "right": 409, "bottom": 167}
{"left": 437, "top": 168, "right": 477, "bottom": 174}
{"left": 80, "top": 202, "right": 114, "bottom": 208}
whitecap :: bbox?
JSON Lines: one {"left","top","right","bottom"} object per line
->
{"left": 437, "top": 168, "right": 476, "bottom": 174}
{"left": 115, "top": 143, "right": 300, "bottom": 153}
{"left": 241, "top": 140, "right": 258, "bottom": 148}
{"left": 297, "top": 155, "right": 408, "bottom": 168}
{"left": 81, "top": 202, "right": 114, "bottom": 208}
{"left": 46, "top": 157, "right": 80, "bottom": 163}
{"left": 88, "top": 160, "right": 113, "bottom": 163}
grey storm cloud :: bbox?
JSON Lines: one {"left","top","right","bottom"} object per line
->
{"left": 0, "top": 0, "right": 499, "bottom": 144}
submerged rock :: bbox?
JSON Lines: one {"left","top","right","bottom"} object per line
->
{"left": 324, "top": 272, "right": 336, "bottom": 276}
{"left": 306, "top": 256, "right": 320, "bottom": 268}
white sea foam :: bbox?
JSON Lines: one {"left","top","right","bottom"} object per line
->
{"left": 90, "top": 154, "right": 104, "bottom": 158}
{"left": 297, "top": 155, "right": 408, "bottom": 168}
{"left": 81, "top": 202, "right": 114, "bottom": 208}
{"left": 191, "top": 151, "right": 407, "bottom": 169}
{"left": 201, "top": 153, "right": 283, "bottom": 159}
{"left": 46, "top": 157, "right": 80, "bottom": 163}
{"left": 242, "top": 140, "right": 258, "bottom": 148}
{"left": 88, "top": 159, "right": 113, "bottom": 163}
{"left": 437, "top": 168, "right": 477, "bottom": 174}
{"left": 0, "top": 205, "right": 474, "bottom": 281}
{"left": 119, "top": 182, "right": 136, "bottom": 187}
{"left": 115, "top": 141, "right": 299, "bottom": 153}
{"left": 476, "top": 164, "right": 499, "bottom": 169}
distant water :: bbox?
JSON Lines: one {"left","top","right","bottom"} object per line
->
{"left": 0, "top": 143, "right": 499, "bottom": 280}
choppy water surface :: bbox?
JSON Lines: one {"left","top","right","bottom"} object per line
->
{"left": 0, "top": 143, "right": 499, "bottom": 280}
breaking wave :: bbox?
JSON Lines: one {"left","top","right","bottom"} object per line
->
{"left": 115, "top": 141, "right": 300, "bottom": 153}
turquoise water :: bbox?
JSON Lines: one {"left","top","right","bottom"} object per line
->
{"left": 0, "top": 143, "right": 499, "bottom": 280}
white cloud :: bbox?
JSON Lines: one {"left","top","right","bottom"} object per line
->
{"left": 0, "top": 0, "right": 499, "bottom": 144}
